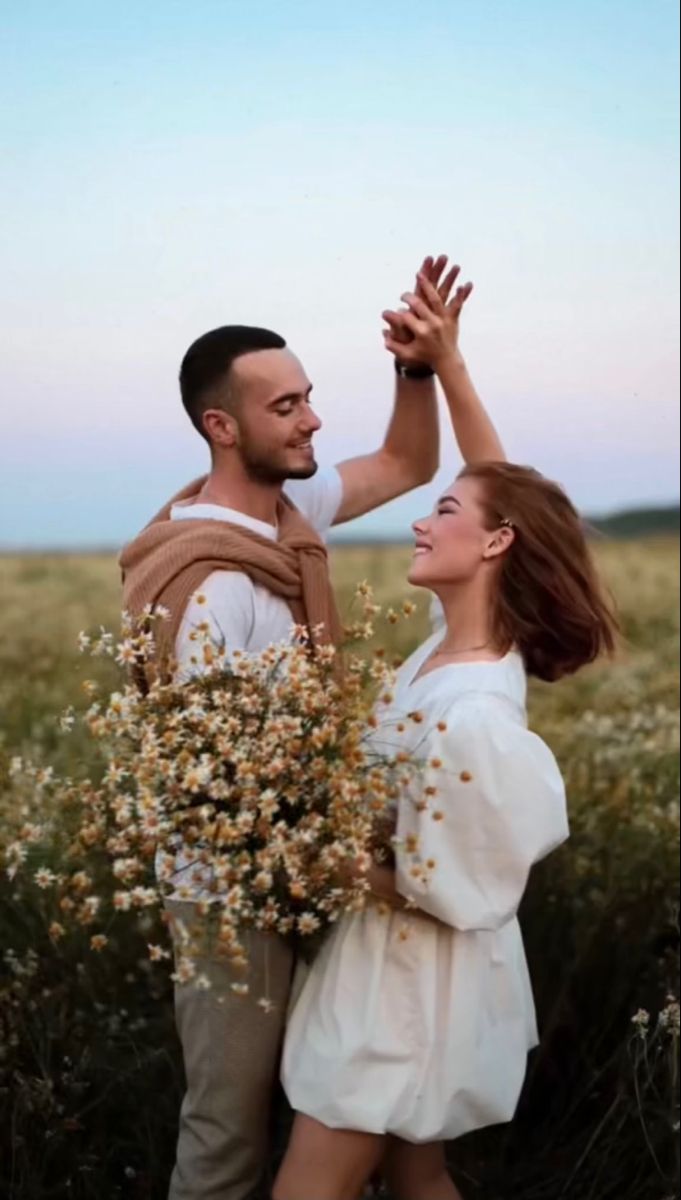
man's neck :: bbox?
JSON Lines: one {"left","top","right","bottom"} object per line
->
{"left": 194, "top": 465, "right": 283, "bottom": 527}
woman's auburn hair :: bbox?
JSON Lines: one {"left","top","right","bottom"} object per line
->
{"left": 459, "top": 462, "right": 619, "bottom": 682}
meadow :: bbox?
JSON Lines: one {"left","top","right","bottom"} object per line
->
{"left": 0, "top": 538, "right": 679, "bottom": 1200}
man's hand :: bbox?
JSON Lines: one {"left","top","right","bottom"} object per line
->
{"left": 388, "top": 254, "right": 459, "bottom": 347}
{"left": 383, "top": 261, "right": 474, "bottom": 370}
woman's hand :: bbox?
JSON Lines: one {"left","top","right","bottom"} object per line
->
{"left": 369, "top": 810, "right": 397, "bottom": 867}
{"left": 365, "top": 863, "right": 405, "bottom": 909}
{"left": 334, "top": 852, "right": 402, "bottom": 908}
{"left": 383, "top": 265, "right": 474, "bottom": 371}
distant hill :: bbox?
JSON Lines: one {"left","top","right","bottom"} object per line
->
{"left": 330, "top": 504, "right": 680, "bottom": 546}
{"left": 587, "top": 505, "right": 680, "bottom": 539}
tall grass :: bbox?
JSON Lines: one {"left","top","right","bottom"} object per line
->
{"left": 0, "top": 540, "right": 679, "bottom": 1199}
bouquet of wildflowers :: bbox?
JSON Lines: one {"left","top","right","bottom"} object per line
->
{"left": 5, "top": 586, "right": 419, "bottom": 991}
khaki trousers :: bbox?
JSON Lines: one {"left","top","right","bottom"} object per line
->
{"left": 166, "top": 901, "right": 295, "bottom": 1200}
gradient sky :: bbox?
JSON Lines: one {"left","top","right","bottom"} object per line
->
{"left": 1, "top": 0, "right": 679, "bottom": 548}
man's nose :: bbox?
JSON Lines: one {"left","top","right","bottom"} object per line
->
{"left": 302, "top": 406, "right": 323, "bottom": 433}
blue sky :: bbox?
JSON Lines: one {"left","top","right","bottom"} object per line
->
{"left": 1, "top": 0, "right": 679, "bottom": 547}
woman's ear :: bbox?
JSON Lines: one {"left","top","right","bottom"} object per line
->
{"left": 482, "top": 525, "right": 515, "bottom": 561}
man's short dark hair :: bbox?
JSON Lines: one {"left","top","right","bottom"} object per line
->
{"left": 179, "top": 325, "right": 286, "bottom": 440}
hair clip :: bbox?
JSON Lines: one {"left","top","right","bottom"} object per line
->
{"left": 500, "top": 517, "right": 515, "bottom": 529}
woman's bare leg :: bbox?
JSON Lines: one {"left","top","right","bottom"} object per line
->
{"left": 383, "top": 1138, "right": 464, "bottom": 1200}
{"left": 273, "top": 1113, "right": 386, "bottom": 1200}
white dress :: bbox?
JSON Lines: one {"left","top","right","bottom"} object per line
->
{"left": 281, "top": 634, "right": 569, "bottom": 1143}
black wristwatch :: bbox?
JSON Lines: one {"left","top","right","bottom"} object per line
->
{"left": 394, "top": 358, "right": 435, "bottom": 380}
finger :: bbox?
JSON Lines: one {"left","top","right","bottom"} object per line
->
{"left": 383, "top": 334, "right": 415, "bottom": 358}
{"left": 438, "top": 264, "right": 461, "bottom": 304}
{"left": 447, "top": 281, "right": 474, "bottom": 315}
{"left": 400, "top": 291, "right": 435, "bottom": 321}
{"left": 427, "top": 254, "right": 448, "bottom": 288}
{"left": 382, "top": 332, "right": 423, "bottom": 363}
{"left": 414, "top": 255, "right": 433, "bottom": 298}
{"left": 416, "top": 272, "right": 445, "bottom": 315}
{"left": 382, "top": 311, "right": 414, "bottom": 344}
{"left": 384, "top": 308, "right": 428, "bottom": 338}
{"left": 395, "top": 310, "right": 429, "bottom": 339}
{"left": 382, "top": 316, "right": 411, "bottom": 344}
{"left": 382, "top": 309, "right": 411, "bottom": 332}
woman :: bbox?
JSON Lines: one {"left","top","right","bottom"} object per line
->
{"left": 273, "top": 278, "right": 618, "bottom": 1200}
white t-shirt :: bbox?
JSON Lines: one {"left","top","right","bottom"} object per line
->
{"left": 172, "top": 467, "right": 344, "bottom": 671}
{"left": 159, "top": 467, "right": 343, "bottom": 902}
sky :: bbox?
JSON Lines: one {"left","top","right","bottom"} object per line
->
{"left": 1, "top": 0, "right": 679, "bottom": 548}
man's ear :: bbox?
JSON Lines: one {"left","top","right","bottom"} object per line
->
{"left": 482, "top": 525, "right": 515, "bottom": 561}
{"left": 202, "top": 408, "right": 238, "bottom": 449}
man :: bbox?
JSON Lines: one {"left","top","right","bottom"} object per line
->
{"left": 120, "top": 255, "right": 500, "bottom": 1200}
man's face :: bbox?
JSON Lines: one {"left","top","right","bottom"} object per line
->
{"left": 228, "top": 348, "right": 322, "bottom": 482}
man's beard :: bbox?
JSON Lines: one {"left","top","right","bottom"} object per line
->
{"left": 239, "top": 442, "right": 319, "bottom": 485}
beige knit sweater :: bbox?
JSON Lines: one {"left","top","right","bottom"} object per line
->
{"left": 119, "top": 476, "right": 342, "bottom": 660}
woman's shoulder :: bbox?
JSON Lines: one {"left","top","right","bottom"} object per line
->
{"left": 440, "top": 659, "right": 528, "bottom": 731}
{"left": 399, "top": 640, "right": 527, "bottom": 718}
{"left": 433, "top": 675, "right": 564, "bottom": 799}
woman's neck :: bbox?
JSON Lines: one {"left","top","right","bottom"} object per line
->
{"left": 434, "top": 578, "right": 496, "bottom": 654}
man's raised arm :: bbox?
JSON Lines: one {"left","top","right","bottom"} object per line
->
{"left": 333, "top": 256, "right": 450, "bottom": 526}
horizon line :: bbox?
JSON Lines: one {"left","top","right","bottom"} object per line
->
{"left": 1, "top": 501, "right": 679, "bottom": 557}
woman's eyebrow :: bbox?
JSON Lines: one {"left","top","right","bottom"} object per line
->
{"left": 438, "top": 495, "right": 462, "bottom": 507}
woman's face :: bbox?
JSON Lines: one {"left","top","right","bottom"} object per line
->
{"left": 408, "top": 476, "right": 509, "bottom": 590}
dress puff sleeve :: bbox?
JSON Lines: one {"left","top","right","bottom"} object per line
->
{"left": 395, "top": 695, "right": 569, "bottom": 931}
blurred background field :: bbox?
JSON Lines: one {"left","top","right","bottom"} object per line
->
{"left": 0, "top": 537, "right": 679, "bottom": 1199}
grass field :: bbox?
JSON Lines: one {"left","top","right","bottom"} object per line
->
{"left": 0, "top": 539, "right": 679, "bottom": 1199}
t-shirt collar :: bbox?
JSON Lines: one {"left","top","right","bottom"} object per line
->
{"left": 170, "top": 500, "right": 277, "bottom": 541}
